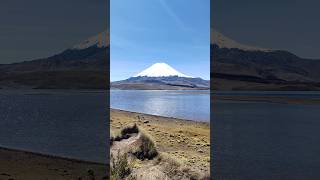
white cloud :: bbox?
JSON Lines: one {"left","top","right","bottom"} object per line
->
{"left": 157, "top": 0, "right": 188, "bottom": 31}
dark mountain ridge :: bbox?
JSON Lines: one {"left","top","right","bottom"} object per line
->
{"left": 0, "top": 45, "right": 107, "bottom": 72}
{"left": 0, "top": 46, "right": 108, "bottom": 89}
{"left": 211, "top": 44, "right": 320, "bottom": 90}
{"left": 111, "top": 76, "right": 209, "bottom": 90}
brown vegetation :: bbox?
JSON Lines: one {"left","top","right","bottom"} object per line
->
{"left": 110, "top": 151, "right": 134, "bottom": 180}
{"left": 110, "top": 109, "right": 210, "bottom": 179}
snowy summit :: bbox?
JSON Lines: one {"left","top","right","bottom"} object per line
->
{"left": 134, "top": 63, "right": 192, "bottom": 78}
{"left": 72, "top": 31, "right": 109, "bottom": 50}
{"left": 211, "top": 29, "right": 270, "bottom": 52}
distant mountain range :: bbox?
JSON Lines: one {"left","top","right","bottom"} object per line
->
{"left": 1, "top": 29, "right": 319, "bottom": 90}
{"left": 211, "top": 29, "right": 320, "bottom": 90}
{"left": 0, "top": 32, "right": 109, "bottom": 89}
{"left": 111, "top": 63, "right": 209, "bottom": 90}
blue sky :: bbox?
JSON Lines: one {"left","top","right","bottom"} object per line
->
{"left": 111, "top": 0, "right": 210, "bottom": 81}
{"left": 213, "top": 0, "right": 320, "bottom": 59}
{"left": 0, "top": 0, "right": 107, "bottom": 64}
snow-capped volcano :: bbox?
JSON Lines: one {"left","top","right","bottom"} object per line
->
{"left": 211, "top": 29, "right": 270, "bottom": 52}
{"left": 72, "top": 31, "right": 109, "bottom": 50}
{"left": 134, "top": 62, "right": 193, "bottom": 78}
{"left": 112, "top": 62, "right": 208, "bottom": 90}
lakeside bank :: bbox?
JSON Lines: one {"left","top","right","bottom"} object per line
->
{"left": 0, "top": 147, "right": 107, "bottom": 179}
{"left": 110, "top": 108, "right": 210, "bottom": 176}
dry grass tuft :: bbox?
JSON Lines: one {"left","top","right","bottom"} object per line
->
{"left": 132, "top": 130, "right": 158, "bottom": 160}
{"left": 110, "top": 151, "right": 134, "bottom": 180}
{"left": 155, "top": 153, "right": 209, "bottom": 180}
{"left": 111, "top": 109, "right": 210, "bottom": 175}
{"left": 111, "top": 124, "right": 139, "bottom": 145}
{"left": 121, "top": 123, "right": 139, "bottom": 137}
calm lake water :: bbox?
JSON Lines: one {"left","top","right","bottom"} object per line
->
{"left": 2, "top": 88, "right": 320, "bottom": 178}
{"left": 212, "top": 91, "right": 320, "bottom": 179}
{"left": 110, "top": 90, "right": 210, "bottom": 122}
{"left": 0, "top": 90, "right": 108, "bottom": 163}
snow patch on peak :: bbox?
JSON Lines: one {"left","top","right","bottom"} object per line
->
{"left": 211, "top": 29, "right": 271, "bottom": 52}
{"left": 134, "top": 62, "right": 193, "bottom": 78}
{"left": 72, "top": 31, "right": 109, "bottom": 50}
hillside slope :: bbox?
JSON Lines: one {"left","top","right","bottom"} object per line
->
{"left": 211, "top": 30, "right": 320, "bottom": 90}
{"left": 0, "top": 32, "right": 109, "bottom": 89}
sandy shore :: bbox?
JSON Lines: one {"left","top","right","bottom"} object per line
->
{"left": 0, "top": 147, "right": 107, "bottom": 180}
{"left": 110, "top": 108, "right": 210, "bottom": 175}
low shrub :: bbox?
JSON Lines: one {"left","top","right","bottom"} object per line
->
{"left": 158, "top": 154, "right": 181, "bottom": 177}
{"left": 110, "top": 124, "right": 139, "bottom": 146}
{"left": 132, "top": 132, "right": 158, "bottom": 160}
{"left": 110, "top": 151, "right": 131, "bottom": 180}
{"left": 157, "top": 153, "right": 208, "bottom": 180}
{"left": 121, "top": 123, "right": 139, "bottom": 137}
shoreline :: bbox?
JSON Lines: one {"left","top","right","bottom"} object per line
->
{"left": 213, "top": 95, "right": 320, "bottom": 105}
{"left": 0, "top": 146, "right": 106, "bottom": 165}
{"left": 111, "top": 108, "right": 210, "bottom": 123}
{"left": 110, "top": 108, "right": 210, "bottom": 175}
{"left": 0, "top": 146, "right": 107, "bottom": 179}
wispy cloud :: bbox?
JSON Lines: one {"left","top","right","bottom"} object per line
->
{"left": 157, "top": 0, "right": 189, "bottom": 31}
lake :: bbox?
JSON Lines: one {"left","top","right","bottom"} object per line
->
{"left": 2, "top": 89, "right": 320, "bottom": 178}
{"left": 0, "top": 90, "right": 108, "bottom": 163}
{"left": 212, "top": 91, "right": 320, "bottom": 179}
{"left": 110, "top": 90, "right": 210, "bottom": 122}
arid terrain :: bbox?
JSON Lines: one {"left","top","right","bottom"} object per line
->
{"left": 110, "top": 109, "right": 210, "bottom": 180}
{"left": 0, "top": 147, "right": 107, "bottom": 180}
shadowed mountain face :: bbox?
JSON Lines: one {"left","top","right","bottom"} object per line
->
{"left": 211, "top": 31, "right": 320, "bottom": 91}
{"left": 0, "top": 33, "right": 109, "bottom": 89}
{"left": 112, "top": 76, "right": 209, "bottom": 90}
{"left": 3, "top": 29, "right": 319, "bottom": 90}
{"left": 0, "top": 46, "right": 107, "bottom": 72}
